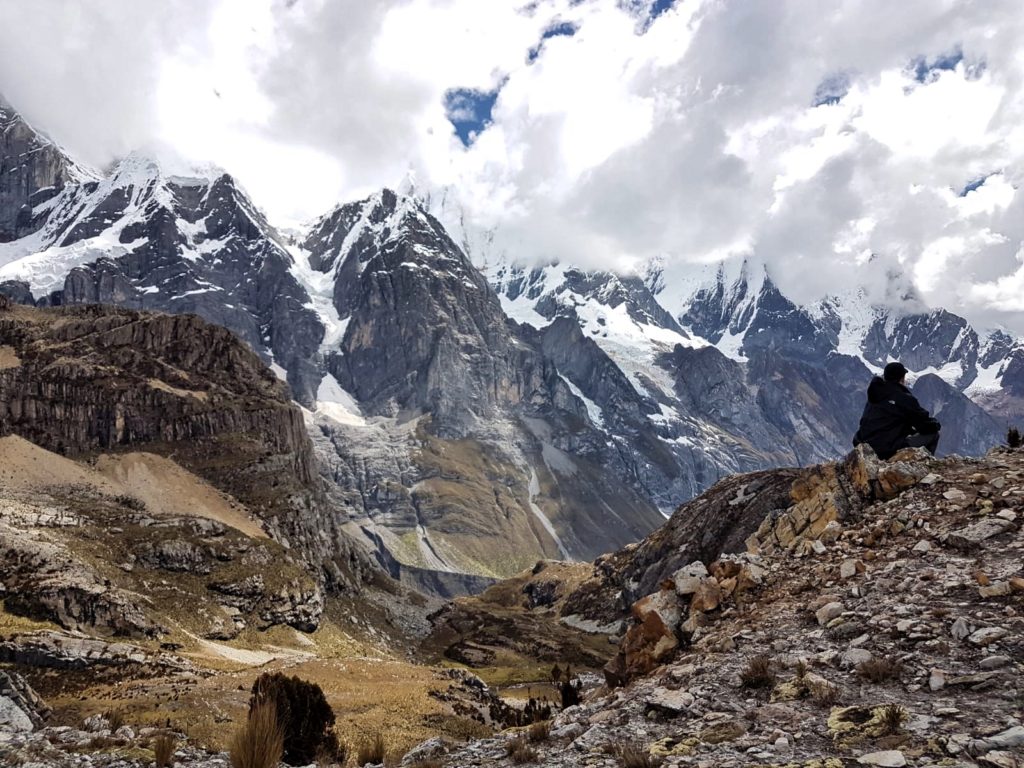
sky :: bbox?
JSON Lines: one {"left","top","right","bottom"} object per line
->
{"left": 2, "top": 0, "right": 1024, "bottom": 330}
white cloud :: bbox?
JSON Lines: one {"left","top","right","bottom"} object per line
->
{"left": 0, "top": 0, "right": 217, "bottom": 165}
{"left": 3, "top": 0, "right": 1024, "bottom": 331}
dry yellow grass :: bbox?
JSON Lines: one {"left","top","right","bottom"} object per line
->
{"left": 34, "top": 642, "right": 475, "bottom": 757}
{"left": 229, "top": 699, "right": 283, "bottom": 768}
{"left": 0, "top": 601, "right": 61, "bottom": 634}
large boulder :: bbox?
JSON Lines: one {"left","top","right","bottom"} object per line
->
{"left": 845, "top": 444, "right": 931, "bottom": 501}
{"left": 604, "top": 587, "right": 682, "bottom": 687}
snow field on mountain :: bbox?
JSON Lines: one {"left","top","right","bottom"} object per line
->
{"left": 315, "top": 373, "right": 365, "bottom": 427}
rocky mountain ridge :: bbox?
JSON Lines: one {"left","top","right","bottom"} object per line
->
{"left": 487, "top": 258, "right": 1006, "bottom": 478}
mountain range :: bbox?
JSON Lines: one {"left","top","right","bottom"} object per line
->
{"left": 1, "top": 96, "right": 1020, "bottom": 594}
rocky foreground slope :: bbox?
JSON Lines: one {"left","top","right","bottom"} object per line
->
{"left": 421, "top": 443, "right": 1024, "bottom": 767}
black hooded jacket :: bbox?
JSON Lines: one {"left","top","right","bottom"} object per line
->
{"left": 853, "top": 377, "right": 941, "bottom": 460}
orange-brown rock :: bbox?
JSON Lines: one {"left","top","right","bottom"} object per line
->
{"left": 690, "top": 580, "right": 724, "bottom": 613}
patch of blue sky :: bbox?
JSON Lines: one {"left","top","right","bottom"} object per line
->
{"left": 527, "top": 21, "right": 579, "bottom": 63}
{"left": 959, "top": 175, "right": 990, "bottom": 197}
{"left": 909, "top": 46, "right": 963, "bottom": 83}
{"left": 619, "top": 0, "right": 675, "bottom": 32}
{"left": 812, "top": 72, "right": 852, "bottom": 107}
{"left": 444, "top": 85, "right": 503, "bottom": 146}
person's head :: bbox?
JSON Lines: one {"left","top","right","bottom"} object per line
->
{"left": 883, "top": 361, "right": 908, "bottom": 385}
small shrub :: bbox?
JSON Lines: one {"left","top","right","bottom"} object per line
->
{"left": 740, "top": 654, "right": 777, "bottom": 689}
{"left": 528, "top": 720, "right": 551, "bottom": 743}
{"left": 880, "top": 703, "right": 907, "bottom": 735}
{"left": 250, "top": 672, "right": 339, "bottom": 765}
{"left": 356, "top": 733, "right": 387, "bottom": 767}
{"left": 1008, "top": 427, "right": 1022, "bottom": 449}
{"left": 505, "top": 736, "right": 538, "bottom": 764}
{"left": 560, "top": 678, "right": 581, "bottom": 709}
{"left": 794, "top": 659, "right": 809, "bottom": 679}
{"left": 153, "top": 732, "right": 177, "bottom": 767}
{"left": 857, "top": 657, "right": 902, "bottom": 684}
{"left": 230, "top": 699, "right": 284, "bottom": 768}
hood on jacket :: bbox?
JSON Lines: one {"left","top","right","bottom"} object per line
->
{"left": 866, "top": 376, "right": 906, "bottom": 404}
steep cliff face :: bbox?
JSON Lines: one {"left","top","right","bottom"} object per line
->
{"left": 0, "top": 298, "right": 312, "bottom": 476}
{"left": 0, "top": 101, "right": 89, "bottom": 242}
{"left": 312, "top": 191, "right": 548, "bottom": 430}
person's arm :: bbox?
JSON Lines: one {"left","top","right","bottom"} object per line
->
{"left": 900, "top": 392, "right": 940, "bottom": 434}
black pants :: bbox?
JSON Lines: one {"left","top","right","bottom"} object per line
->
{"left": 902, "top": 431, "right": 940, "bottom": 455}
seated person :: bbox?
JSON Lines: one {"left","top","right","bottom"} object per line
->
{"left": 853, "top": 362, "right": 941, "bottom": 460}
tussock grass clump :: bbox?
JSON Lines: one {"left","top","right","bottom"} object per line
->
{"left": 317, "top": 742, "right": 348, "bottom": 767}
{"left": 740, "top": 654, "right": 777, "bottom": 689}
{"left": 616, "top": 742, "right": 662, "bottom": 768}
{"left": 106, "top": 709, "right": 126, "bottom": 732}
{"left": 356, "top": 732, "right": 387, "bottom": 766}
{"left": 505, "top": 735, "right": 539, "bottom": 764}
{"left": 810, "top": 680, "right": 842, "bottom": 707}
{"left": 880, "top": 703, "right": 907, "bottom": 734}
{"left": 857, "top": 657, "right": 902, "bottom": 684}
{"left": 152, "top": 732, "right": 177, "bottom": 767}
{"left": 528, "top": 720, "right": 551, "bottom": 743}
{"left": 230, "top": 699, "right": 284, "bottom": 768}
